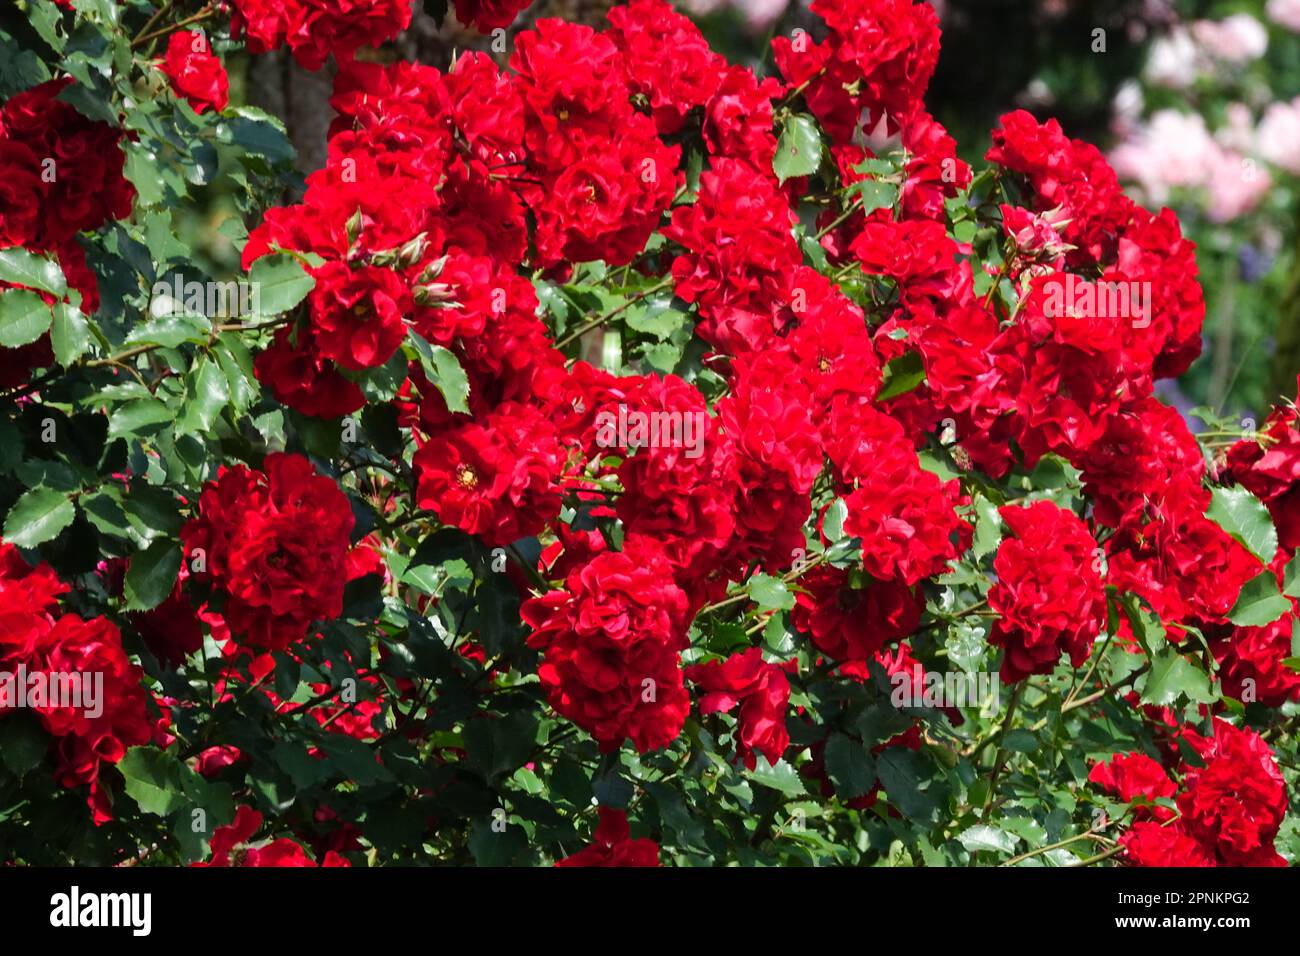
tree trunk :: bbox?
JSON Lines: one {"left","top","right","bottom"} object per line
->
{"left": 1269, "top": 214, "right": 1300, "bottom": 409}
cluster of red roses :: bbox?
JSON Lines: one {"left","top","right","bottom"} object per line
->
{"left": 4, "top": 0, "right": 1300, "bottom": 867}
{"left": 230, "top": 0, "right": 418, "bottom": 70}
{"left": 181, "top": 452, "right": 356, "bottom": 651}
{"left": 1212, "top": 386, "right": 1300, "bottom": 707}
{"left": 0, "top": 545, "right": 153, "bottom": 823}
{"left": 0, "top": 78, "right": 131, "bottom": 386}
{"left": 179, "top": 0, "right": 1300, "bottom": 865}
{"left": 229, "top": 0, "right": 532, "bottom": 69}
{"left": 1091, "top": 719, "right": 1289, "bottom": 867}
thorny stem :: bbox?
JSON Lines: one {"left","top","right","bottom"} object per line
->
{"left": 131, "top": 4, "right": 218, "bottom": 49}
{"left": 979, "top": 682, "right": 1023, "bottom": 822}
{"left": 553, "top": 277, "right": 674, "bottom": 349}
{"left": 697, "top": 551, "right": 830, "bottom": 617}
{"left": 1000, "top": 830, "right": 1112, "bottom": 866}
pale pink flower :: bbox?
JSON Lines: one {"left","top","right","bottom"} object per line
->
{"left": 1146, "top": 27, "right": 1198, "bottom": 88}
{"left": 1191, "top": 13, "right": 1268, "bottom": 63}
{"left": 1205, "top": 148, "right": 1271, "bottom": 223}
{"left": 1257, "top": 98, "right": 1300, "bottom": 175}
{"left": 1266, "top": 0, "right": 1300, "bottom": 33}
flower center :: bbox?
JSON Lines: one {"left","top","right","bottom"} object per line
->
{"left": 455, "top": 464, "right": 479, "bottom": 490}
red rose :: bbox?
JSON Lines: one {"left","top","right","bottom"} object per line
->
{"left": 308, "top": 260, "right": 411, "bottom": 371}
{"left": 0, "top": 79, "right": 134, "bottom": 250}
{"left": 413, "top": 401, "right": 563, "bottom": 548}
{"left": 181, "top": 453, "right": 355, "bottom": 651}
{"left": 684, "top": 647, "right": 791, "bottom": 769}
{"left": 1177, "top": 720, "right": 1288, "bottom": 867}
{"left": 1088, "top": 752, "right": 1177, "bottom": 821}
{"left": 162, "top": 31, "right": 230, "bottom": 114}
{"left": 608, "top": 0, "right": 725, "bottom": 135}
{"left": 792, "top": 564, "right": 922, "bottom": 663}
{"left": 198, "top": 806, "right": 350, "bottom": 867}
{"left": 1120, "top": 821, "right": 1217, "bottom": 867}
{"left": 1227, "top": 378, "right": 1300, "bottom": 553}
{"left": 253, "top": 322, "right": 367, "bottom": 419}
{"left": 989, "top": 501, "right": 1106, "bottom": 682}
{"left": 523, "top": 538, "right": 690, "bottom": 753}
{"left": 0, "top": 544, "right": 152, "bottom": 823}
{"left": 452, "top": 0, "right": 530, "bottom": 32}
{"left": 230, "top": 0, "right": 415, "bottom": 71}
{"left": 555, "top": 808, "right": 660, "bottom": 866}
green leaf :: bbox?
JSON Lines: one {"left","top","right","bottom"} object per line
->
{"left": 108, "top": 399, "right": 174, "bottom": 440}
{"left": 624, "top": 298, "right": 689, "bottom": 340}
{"left": 0, "top": 713, "right": 48, "bottom": 778}
{"left": 1282, "top": 552, "right": 1300, "bottom": 598}
{"left": 846, "top": 178, "right": 898, "bottom": 217}
{"left": 247, "top": 253, "right": 315, "bottom": 315}
{"left": 124, "top": 141, "right": 165, "bottom": 206}
{"left": 958, "top": 824, "right": 1020, "bottom": 855}
{"left": 823, "top": 498, "right": 849, "bottom": 542}
{"left": 823, "top": 733, "right": 876, "bottom": 799}
{"left": 223, "top": 107, "right": 296, "bottom": 166}
{"left": 0, "top": 288, "right": 53, "bottom": 347}
{"left": 3, "top": 487, "right": 75, "bottom": 547}
{"left": 0, "top": 30, "right": 52, "bottom": 97}
{"left": 749, "top": 572, "right": 795, "bottom": 611}
{"left": 118, "top": 747, "right": 187, "bottom": 816}
{"left": 1228, "top": 571, "right": 1292, "bottom": 628}
{"left": 1206, "top": 486, "right": 1278, "bottom": 564}
{"left": 748, "top": 758, "right": 807, "bottom": 797}
{"left": 177, "top": 358, "right": 231, "bottom": 435}
{"left": 773, "top": 113, "right": 822, "bottom": 183}
{"left": 124, "top": 539, "right": 182, "bottom": 611}
{"left": 972, "top": 495, "right": 1002, "bottom": 559}
{"left": 1142, "top": 649, "right": 1214, "bottom": 707}
{"left": 877, "top": 351, "right": 926, "bottom": 402}
{"left": 0, "top": 248, "right": 66, "bottom": 297}
{"left": 1002, "top": 729, "right": 1039, "bottom": 753}
{"left": 123, "top": 311, "right": 211, "bottom": 349}
{"left": 408, "top": 333, "right": 470, "bottom": 414}
{"left": 50, "top": 302, "right": 91, "bottom": 365}
{"left": 875, "top": 749, "right": 938, "bottom": 821}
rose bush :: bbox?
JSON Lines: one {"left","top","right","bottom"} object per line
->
{"left": 0, "top": 0, "right": 1297, "bottom": 868}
